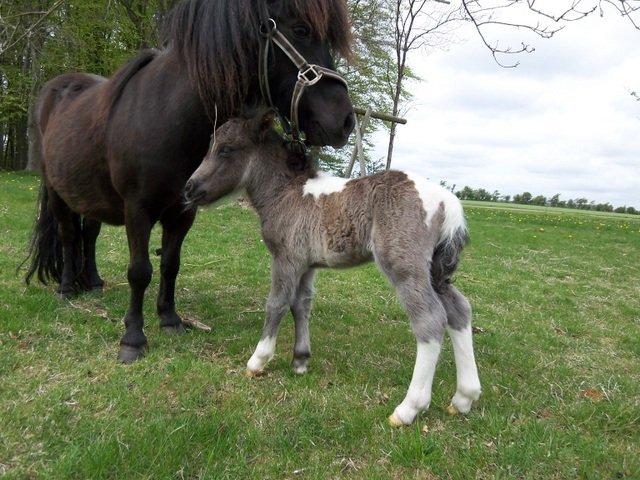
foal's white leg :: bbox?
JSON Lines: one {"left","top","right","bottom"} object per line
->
{"left": 246, "top": 258, "right": 299, "bottom": 377}
{"left": 389, "top": 340, "right": 442, "bottom": 426}
{"left": 246, "top": 336, "right": 278, "bottom": 375}
{"left": 447, "top": 325, "right": 481, "bottom": 414}
{"left": 439, "top": 285, "right": 481, "bottom": 414}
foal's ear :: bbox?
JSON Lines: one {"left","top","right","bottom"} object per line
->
{"left": 249, "top": 110, "right": 276, "bottom": 142}
{"left": 258, "top": 110, "right": 276, "bottom": 138}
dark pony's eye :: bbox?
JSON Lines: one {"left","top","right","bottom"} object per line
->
{"left": 292, "top": 24, "right": 311, "bottom": 39}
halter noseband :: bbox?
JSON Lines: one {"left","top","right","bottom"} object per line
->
{"left": 259, "top": 18, "right": 349, "bottom": 149}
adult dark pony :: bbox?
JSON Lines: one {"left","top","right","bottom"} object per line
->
{"left": 23, "top": 0, "right": 355, "bottom": 363}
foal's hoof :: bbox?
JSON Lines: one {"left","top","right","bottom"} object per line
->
{"left": 161, "top": 323, "right": 186, "bottom": 335}
{"left": 292, "top": 358, "right": 309, "bottom": 375}
{"left": 388, "top": 413, "right": 406, "bottom": 428}
{"left": 245, "top": 369, "right": 264, "bottom": 378}
{"left": 446, "top": 404, "right": 460, "bottom": 416}
{"left": 118, "top": 344, "right": 147, "bottom": 363}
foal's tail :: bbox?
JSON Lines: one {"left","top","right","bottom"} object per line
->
{"left": 431, "top": 196, "right": 469, "bottom": 294}
{"left": 22, "top": 180, "right": 63, "bottom": 285}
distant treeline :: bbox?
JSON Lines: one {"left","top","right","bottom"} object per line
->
{"left": 450, "top": 185, "right": 639, "bottom": 215}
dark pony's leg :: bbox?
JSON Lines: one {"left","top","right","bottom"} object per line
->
{"left": 48, "top": 189, "right": 82, "bottom": 298}
{"left": 80, "top": 218, "right": 104, "bottom": 291}
{"left": 156, "top": 205, "right": 196, "bottom": 333}
{"left": 119, "top": 204, "right": 154, "bottom": 363}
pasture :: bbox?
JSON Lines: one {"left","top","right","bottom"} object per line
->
{"left": 1, "top": 171, "right": 638, "bottom": 479}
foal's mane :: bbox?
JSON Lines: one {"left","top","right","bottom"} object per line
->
{"left": 262, "top": 131, "right": 317, "bottom": 180}
{"left": 169, "top": 0, "right": 352, "bottom": 120}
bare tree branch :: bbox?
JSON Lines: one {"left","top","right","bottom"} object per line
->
{"left": 462, "top": 0, "right": 640, "bottom": 67}
{"left": 0, "top": 0, "right": 64, "bottom": 56}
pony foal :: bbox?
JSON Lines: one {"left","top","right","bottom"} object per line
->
{"left": 184, "top": 113, "right": 481, "bottom": 426}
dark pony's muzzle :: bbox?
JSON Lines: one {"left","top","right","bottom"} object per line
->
{"left": 258, "top": 18, "right": 351, "bottom": 147}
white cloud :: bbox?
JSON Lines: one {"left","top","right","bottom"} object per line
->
{"left": 371, "top": 11, "right": 640, "bottom": 207}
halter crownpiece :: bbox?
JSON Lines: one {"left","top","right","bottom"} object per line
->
{"left": 258, "top": 18, "right": 349, "bottom": 145}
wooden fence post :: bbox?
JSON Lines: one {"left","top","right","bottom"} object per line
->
{"left": 343, "top": 107, "right": 406, "bottom": 179}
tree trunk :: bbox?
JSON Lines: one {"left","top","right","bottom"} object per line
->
{"left": 3, "top": 126, "right": 15, "bottom": 170}
{"left": 0, "top": 125, "right": 5, "bottom": 169}
{"left": 26, "top": 103, "right": 42, "bottom": 172}
{"left": 14, "top": 116, "right": 29, "bottom": 170}
{"left": 385, "top": 71, "right": 403, "bottom": 170}
{"left": 385, "top": 122, "right": 397, "bottom": 170}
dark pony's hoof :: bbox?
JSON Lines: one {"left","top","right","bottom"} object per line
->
{"left": 80, "top": 275, "right": 105, "bottom": 293}
{"left": 161, "top": 323, "right": 186, "bottom": 335}
{"left": 56, "top": 289, "right": 76, "bottom": 300}
{"left": 88, "top": 280, "right": 105, "bottom": 292}
{"left": 118, "top": 344, "right": 147, "bottom": 363}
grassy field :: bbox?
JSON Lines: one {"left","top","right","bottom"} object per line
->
{"left": 462, "top": 200, "right": 640, "bottom": 220}
{"left": 1, "top": 171, "right": 639, "bottom": 479}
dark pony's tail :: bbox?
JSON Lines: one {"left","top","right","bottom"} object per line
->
{"left": 22, "top": 181, "right": 63, "bottom": 285}
{"left": 21, "top": 79, "right": 64, "bottom": 286}
{"left": 431, "top": 226, "right": 469, "bottom": 294}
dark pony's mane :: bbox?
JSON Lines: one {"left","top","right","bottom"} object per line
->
{"left": 169, "top": 0, "right": 352, "bottom": 120}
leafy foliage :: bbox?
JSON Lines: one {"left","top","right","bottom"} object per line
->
{"left": 0, "top": 0, "right": 179, "bottom": 170}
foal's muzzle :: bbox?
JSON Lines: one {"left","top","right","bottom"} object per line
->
{"left": 183, "top": 179, "right": 205, "bottom": 206}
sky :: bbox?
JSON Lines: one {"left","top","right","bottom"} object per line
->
{"left": 370, "top": 7, "right": 640, "bottom": 208}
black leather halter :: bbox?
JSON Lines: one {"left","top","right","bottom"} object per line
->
{"left": 259, "top": 18, "right": 349, "bottom": 149}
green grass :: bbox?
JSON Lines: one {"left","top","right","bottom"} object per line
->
{"left": 1, "top": 171, "right": 639, "bottom": 479}
{"left": 462, "top": 200, "right": 640, "bottom": 220}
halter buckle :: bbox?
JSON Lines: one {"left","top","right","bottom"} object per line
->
{"left": 297, "top": 65, "right": 323, "bottom": 86}
{"left": 260, "top": 18, "right": 277, "bottom": 37}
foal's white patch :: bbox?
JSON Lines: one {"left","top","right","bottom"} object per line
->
{"left": 247, "top": 336, "right": 276, "bottom": 373}
{"left": 392, "top": 341, "right": 442, "bottom": 425}
{"left": 303, "top": 171, "right": 349, "bottom": 199}
{"left": 404, "top": 172, "right": 466, "bottom": 244}
{"left": 447, "top": 325, "right": 481, "bottom": 413}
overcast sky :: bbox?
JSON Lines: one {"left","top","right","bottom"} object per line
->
{"left": 370, "top": 9, "right": 640, "bottom": 207}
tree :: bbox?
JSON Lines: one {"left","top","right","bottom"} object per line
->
{"left": 384, "top": 0, "right": 463, "bottom": 169}
{"left": 323, "top": 0, "right": 396, "bottom": 175}
{"left": 0, "top": 0, "right": 180, "bottom": 171}
{"left": 475, "top": 188, "right": 492, "bottom": 201}
{"left": 461, "top": 0, "right": 640, "bottom": 68}
{"left": 532, "top": 195, "right": 547, "bottom": 206}
{"left": 549, "top": 194, "right": 561, "bottom": 207}
{"left": 521, "top": 192, "right": 533, "bottom": 204}
{"left": 456, "top": 185, "right": 476, "bottom": 200}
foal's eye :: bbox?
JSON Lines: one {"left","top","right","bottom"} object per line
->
{"left": 218, "top": 146, "right": 234, "bottom": 157}
{"left": 293, "top": 25, "right": 311, "bottom": 39}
